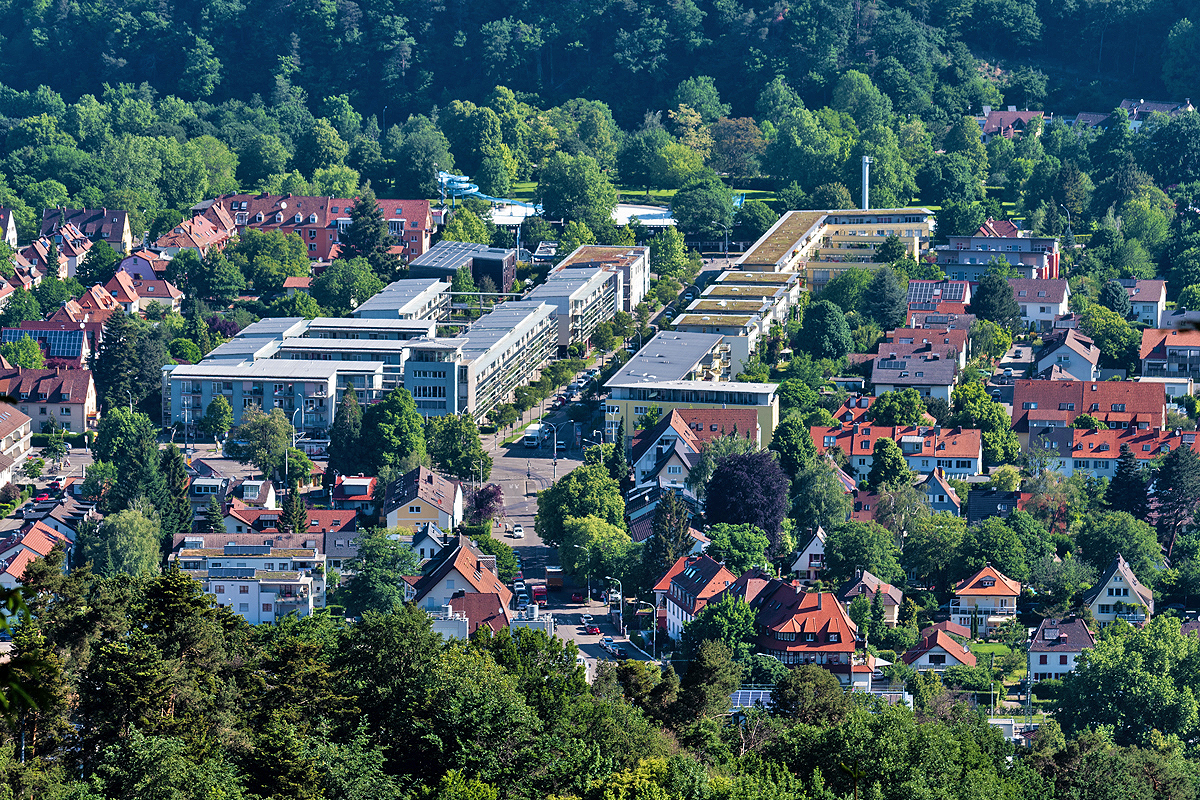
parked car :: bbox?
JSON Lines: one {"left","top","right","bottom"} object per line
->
{"left": 616, "top": 647, "right": 628, "bottom": 658}
{"left": 34, "top": 494, "right": 49, "bottom": 502}
{"left": 580, "top": 614, "right": 593, "bottom": 625}
{"left": 512, "top": 524, "right": 525, "bottom": 538}
{"left": 571, "top": 592, "right": 584, "bottom": 603}
{"left": 601, "top": 636, "right": 614, "bottom": 648}
{"left": 513, "top": 580, "right": 526, "bottom": 593}
{"left": 585, "top": 625, "right": 601, "bottom": 635}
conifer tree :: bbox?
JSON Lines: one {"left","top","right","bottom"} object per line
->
{"left": 328, "top": 388, "right": 363, "bottom": 477}
{"left": 157, "top": 445, "right": 193, "bottom": 546}
{"left": 1107, "top": 443, "right": 1149, "bottom": 518}
{"left": 94, "top": 311, "right": 141, "bottom": 413}
{"left": 279, "top": 481, "right": 307, "bottom": 534}
{"left": 198, "top": 495, "right": 224, "bottom": 535}
{"left": 869, "top": 588, "right": 886, "bottom": 643}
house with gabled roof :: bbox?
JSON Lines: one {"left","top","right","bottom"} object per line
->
{"left": 1034, "top": 329, "right": 1100, "bottom": 382}
{"left": 40, "top": 208, "right": 132, "bottom": 253}
{"left": 1029, "top": 617, "right": 1095, "bottom": 682}
{"left": 432, "top": 590, "right": 512, "bottom": 639}
{"left": 883, "top": 327, "right": 970, "bottom": 369}
{"left": 408, "top": 535, "right": 512, "bottom": 612}
{"left": 653, "top": 554, "right": 737, "bottom": 641}
{"left": 631, "top": 410, "right": 703, "bottom": 489}
{"left": 0, "top": 521, "right": 71, "bottom": 588}
{"left": 871, "top": 347, "right": 958, "bottom": 403}
{"left": 103, "top": 270, "right": 183, "bottom": 315}
{"left": 791, "top": 527, "right": 826, "bottom": 583}
{"left": 1011, "top": 379, "right": 1166, "bottom": 448}
{"left": 812, "top": 423, "right": 983, "bottom": 477}
{"left": 382, "top": 466, "right": 463, "bottom": 530}
{"left": 152, "top": 213, "right": 233, "bottom": 258}
{"left": 965, "top": 489, "right": 1028, "bottom": 526}
{"left": 1118, "top": 279, "right": 1166, "bottom": 327}
{"left": 838, "top": 569, "right": 903, "bottom": 627}
{"left": 725, "top": 570, "right": 868, "bottom": 685}
{"left": 1010, "top": 278, "right": 1069, "bottom": 332}
{"left": 1083, "top": 554, "right": 1153, "bottom": 628}
{"left": 979, "top": 108, "right": 1046, "bottom": 141}
{"left": 673, "top": 408, "right": 761, "bottom": 446}
{"left": 411, "top": 522, "right": 452, "bottom": 562}
{"left": 902, "top": 629, "right": 976, "bottom": 672}
{"left": 951, "top": 564, "right": 1021, "bottom": 635}
{"left": 0, "top": 208, "right": 16, "bottom": 249}
{"left": 331, "top": 474, "right": 376, "bottom": 513}
{"left": 917, "top": 468, "right": 961, "bottom": 516}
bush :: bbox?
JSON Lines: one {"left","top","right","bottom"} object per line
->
{"left": 1033, "top": 678, "right": 1062, "bottom": 701}
{"left": 458, "top": 522, "right": 490, "bottom": 540}
{"left": 30, "top": 432, "right": 86, "bottom": 448}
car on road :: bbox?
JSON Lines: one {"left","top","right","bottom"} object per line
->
{"left": 616, "top": 647, "right": 628, "bottom": 658}
{"left": 555, "top": 440, "right": 567, "bottom": 452}
{"left": 580, "top": 614, "right": 593, "bottom": 625}
{"left": 513, "top": 580, "right": 526, "bottom": 593}
{"left": 601, "top": 636, "right": 614, "bottom": 648}
{"left": 571, "top": 592, "right": 584, "bottom": 603}
{"left": 585, "top": 625, "right": 601, "bottom": 635}
{"left": 34, "top": 494, "right": 49, "bottom": 502}
{"left": 512, "top": 523, "right": 524, "bottom": 538}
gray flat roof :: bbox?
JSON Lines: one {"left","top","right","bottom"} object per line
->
{"left": 608, "top": 332, "right": 724, "bottom": 383}
{"left": 168, "top": 360, "right": 340, "bottom": 380}
{"left": 352, "top": 278, "right": 447, "bottom": 315}
{"left": 236, "top": 318, "right": 307, "bottom": 338}
{"left": 408, "top": 240, "right": 514, "bottom": 269}
{"left": 306, "top": 318, "right": 435, "bottom": 332}
{"left": 205, "top": 338, "right": 280, "bottom": 360}
{"left": 277, "top": 339, "right": 413, "bottom": 352}
{"left": 460, "top": 301, "right": 553, "bottom": 357}
{"left": 607, "top": 378, "right": 777, "bottom": 394}
{"left": 526, "top": 268, "right": 610, "bottom": 299}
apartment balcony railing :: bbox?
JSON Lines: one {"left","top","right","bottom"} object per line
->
{"left": 950, "top": 600, "right": 1016, "bottom": 617}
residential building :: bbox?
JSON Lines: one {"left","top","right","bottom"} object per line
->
{"left": 175, "top": 509, "right": 358, "bottom": 569}
{"left": 228, "top": 479, "right": 276, "bottom": 509}
{"left": 834, "top": 396, "right": 874, "bottom": 425}
{"left": 626, "top": 484, "right": 705, "bottom": 549}
{"left": 917, "top": 468, "right": 961, "bottom": 516}
{"left": 40, "top": 208, "right": 132, "bottom": 253}
{"left": 176, "top": 544, "right": 324, "bottom": 623}
{"left": 902, "top": 630, "right": 976, "bottom": 672}
{"left": 1, "top": 325, "right": 93, "bottom": 369}
{"left": 673, "top": 408, "right": 761, "bottom": 446}
{"left": 939, "top": 219, "right": 1060, "bottom": 281}
{"left": 351, "top": 278, "right": 450, "bottom": 320}
{"left": 407, "top": 535, "right": 512, "bottom": 611}
{"left": 0, "top": 208, "right": 16, "bottom": 248}
{"left": 908, "top": 310, "right": 976, "bottom": 330}
{"left": 669, "top": 313, "right": 764, "bottom": 375}
{"left": 965, "top": 489, "right": 1027, "bottom": 526}
{"left": 401, "top": 300, "right": 557, "bottom": 420}
{"left": 0, "top": 522, "right": 71, "bottom": 589}
{"left": 979, "top": 107, "right": 1046, "bottom": 141}
{"left": 104, "top": 271, "right": 184, "bottom": 315}
{"left": 554, "top": 245, "right": 651, "bottom": 312}
{"left": 284, "top": 276, "right": 312, "bottom": 296}
{"left": 605, "top": 331, "right": 779, "bottom": 445}
{"left": 41, "top": 496, "right": 99, "bottom": 542}
{"left": 630, "top": 410, "right": 702, "bottom": 489}
{"left": 851, "top": 488, "right": 881, "bottom": 523}
{"left": 653, "top": 554, "right": 737, "bottom": 640}
{"left": 61, "top": 285, "right": 119, "bottom": 321}
{"left": 117, "top": 250, "right": 170, "bottom": 279}
{"left": 1140, "top": 329, "right": 1200, "bottom": 379}
{"left": 382, "top": 466, "right": 464, "bottom": 531}
{"left": 871, "top": 348, "right": 958, "bottom": 403}
{"left": 950, "top": 565, "right": 1021, "bottom": 635}
{"left": 1083, "top": 554, "right": 1153, "bottom": 628}
{"left": 726, "top": 572, "right": 867, "bottom": 684}
{"left": 526, "top": 266, "right": 621, "bottom": 355}
{"left": 1057, "top": 427, "right": 1200, "bottom": 479}
{"left": 0, "top": 368, "right": 95, "bottom": 433}
{"left": 19, "top": 236, "right": 68, "bottom": 278}
{"left": 163, "top": 359, "right": 340, "bottom": 437}
{"left": 331, "top": 474, "right": 376, "bottom": 513}
{"left": 152, "top": 210, "right": 234, "bottom": 257}
{"left": 188, "top": 476, "right": 230, "bottom": 515}
{"left": 1011, "top": 379, "right": 1167, "bottom": 447}
{"left": 908, "top": 279, "right": 973, "bottom": 309}
{"left": 430, "top": 591, "right": 512, "bottom": 639}
{"left": 812, "top": 423, "right": 984, "bottom": 477}
{"left": 1118, "top": 98, "right": 1196, "bottom": 131}
{"left": 1034, "top": 329, "right": 1100, "bottom": 381}
{"left": 1119, "top": 279, "right": 1167, "bottom": 327}
{"left": 1137, "top": 375, "right": 1194, "bottom": 403}
{"left": 882, "top": 328, "right": 970, "bottom": 369}
{"left": 791, "top": 527, "right": 827, "bottom": 583}
{"left": 711, "top": 271, "right": 803, "bottom": 323}
{"left": 1028, "top": 617, "right": 1095, "bottom": 683}
{"left": 919, "top": 621, "right": 971, "bottom": 639}
{"left": 838, "top": 569, "right": 903, "bottom": 627}
{"left": 407, "top": 240, "right": 516, "bottom": 292}
{"left": 411, "top": 522, "right": 452, "bottom": 562}
{"left": 195, "top": 194, "right": 436, "bottom": 261}
{"left": 1010, "top": 279, "right": 1070, "bottom": 332}
{"left": 1159, "top": 309, "right": 1200, "bottom": 331}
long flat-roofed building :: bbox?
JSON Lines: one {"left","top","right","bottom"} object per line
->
{"left": 604, "top": 331, "right": 778, "bottom": 445}
{"left": 526, "top": 267, "right": 620, "bottom": 354}
{"left": 553, "top": 245, "right": 651, "bottom": 312}
{"left": 735, "top": 208, "right": 935, "bottom": 293}
{"left": 351, "top": 278, "right": 450, "bottom": 320}
{"left": 669, "top": 313, "right": 764, "bottom": 375}
{"left": 402, "top": 300, "right": 557, "bottom": 419}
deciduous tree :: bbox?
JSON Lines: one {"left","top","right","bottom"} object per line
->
{"left": 705, "top": 452, "right": 790, "bottom": 545}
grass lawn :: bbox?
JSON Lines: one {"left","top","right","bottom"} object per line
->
{"left": 971, "top": 641, "right": 1027, "bottom": 681}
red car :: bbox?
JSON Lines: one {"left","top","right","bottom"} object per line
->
{"left": 34, "top": 494, "right": 49, "bottom": 502}
{"left": 585, "top": 625, "right": 601, "bottom": 635}
{"left": 570, "top": 593, "right": 584, "bottom": 603}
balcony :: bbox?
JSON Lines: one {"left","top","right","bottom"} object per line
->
{"left": 949, "top": 599, "right": 1016, "bottom": 618}
{"left": 1115, "top": 612, "right": 1147, "bottom": 624}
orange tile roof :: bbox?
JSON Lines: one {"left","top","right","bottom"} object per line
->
{"left": 811, "top": 423, "right": 983, "bottom": 460}
{"left": 954, "top": 565, "right": 1021, "bottom": 597}
{"left": 1012, "top": 379, "right": 1166, "bottom": 432}
{"left": 902, "top": 629, "right": 977, "bottom": 667}
{"left": 1141, "top": 328, "right": 1200, "bottom": 360}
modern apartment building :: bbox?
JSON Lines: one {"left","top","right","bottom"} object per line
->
{"left": 526, "top": 267, "right": 620, "bottom": 354}
{"left": 939, "top": 219, "right": 1060, "bottom": 281}
{"left": 604, "top": 331, "right": 779, "bottom": 445}
{"left": 175, "top": 544, "right": 325, "bottom": 624}
{"left": 407, "top": 240, "right": 517, "bottom": 292}
{"left": 401, "top": 300, "right": 557, "bottom": 419}
{"left": 350, "top": 278, "right": 450, "bottom": 320}
{"left": 669, "top": 313, "right": 764, "bottom": 376}
{"left": 554, "top": 245, "right": 651, "bottom": 312}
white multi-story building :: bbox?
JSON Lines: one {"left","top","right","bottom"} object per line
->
{"left": 526, "top": 267, "right": 621, "bottom": 354}
{"left": 554, "top": 245, "right": 650, "bottom": 312}
{"left": 175, "top": 544, "right": 325, "bottom": 623}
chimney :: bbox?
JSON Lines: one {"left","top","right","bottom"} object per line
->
{"left": 861, "top": 156, "right": 873, "bottom": 210}
{"left": 934, "top": 425, "right": 942, "bottom": 437}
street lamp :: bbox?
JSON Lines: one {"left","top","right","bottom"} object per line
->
{"left": 638, "top": 600, "right": 657, "bottom": 659}
{"left": 544, "top": 421, "right": 562, "bottom": 482}
{"left": 605, "top": 575, "right": 624, "bottom": 636}
{"left": 572, "top": 544, "right": 591, "bottom": 604}
{"left": 126, "top": 390, "right": 133, "bottom": 415}
{"left": 1059, "top": 203, "right": 1073, "bottom": 244}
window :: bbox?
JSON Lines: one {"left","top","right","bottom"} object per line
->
{"left": 262, "top": 603, "right": 272, "bottom": 612}
{"left": 634, "top": 406, "right": 647, "bottom": 415}
{"left": 1059, "top": 655, "right": 1068, "bottom": 665}
{"left": 1039, "top": 654, "right": 1048, "bottom": 664}
{"left": 826, "top": 632, "right": 840, "bottom": 643}
{"left": 928, "top": 654, "right": 946, "bottom": 665}
{"left": 239, "top": 585, "right": 249, "bottom": 594}
{"left": 1099, "top": 604, "right": 1112, "bottom": 614}
{"left": 1023, "top": 402, "right": 1038, "bottom": 410}
{"left": 60, "top": 407, "right": 69, "bottom": 415}
{"left": 215, "top": 585, "right": 224, "bottom": 593}
{"left": 667, "top": 465, "right": 682, "bottom": 474}
{"left": 239, "top": 603, "right": 249, "bottom": 612}
{"left": 409, "top": 505, "right": 420, "bottom": 513}
{"left": 858, "top": 458, "right": 866, "bottom": 466}
{"left": 1111, "top": 403, "right": 1126, "bottom": 412}
{"left": 1059, "top": 403, "right": 1075, "bottom": 411}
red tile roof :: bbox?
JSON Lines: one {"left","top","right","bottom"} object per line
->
{"left": 902, "top": 629, "right": 977, "bottom": 667}
{"left": 283, "top": 276, "right": 312, "bottom": 289}
{"left": 980, "top": 111, "right": 1044, "bottom": 140}
{"left": 1069, "top": 427, "right": 1200, "bottom": 463}
{"left": 883, "top": 327, "right": 968, "bottom": 357}
{"left": 447, "top": 591, "right": 511, "bottom": 634}
{"left": 954, "top": 565, "right": 1021, "bottom": 597}
{"left": 977, "top": 217, "right": 1024, "bottom": 236}
{"left": 654, "top": 554, "right": 736, "bottom": 616}
{"left": 1141, "top": 328, "right": 1200, "bottom": 360}
{"left": 672, "top": 408, "right": 761, "bottom": 443}
{"left": 812, "top": 423, "right": 983, "bottom": 460}
{"left": 1009, "top": 278, "right": 1068, "bottom": 304}
{"left": 153, "top": 214, "right": 231, "bottom": 252}
{"left": 0, "top": 366, "right": 93, "bottom": 408}
{"left": 1011, "top": 379, "right": 1166, "bottom": 432}
{"left": 726, "top": 575, "right": 860, "bottom": 659}
{"left": 919, "top": 620, "right": 971, "bottom": 639}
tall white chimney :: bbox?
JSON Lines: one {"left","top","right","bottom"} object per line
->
{"left": 861, "top": 156, "right": 873, "bottom": 210}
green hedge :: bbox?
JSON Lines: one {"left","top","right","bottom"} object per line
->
{"left": 31, "top": 433, "right": 87, "bottom": 448}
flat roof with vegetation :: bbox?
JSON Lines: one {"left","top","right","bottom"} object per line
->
{"left": 738, "top": 211, "right": 826, "bottom": 269}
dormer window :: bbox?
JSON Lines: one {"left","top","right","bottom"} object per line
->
{"left": 308, "top": 213, "right": 318, "bottom": 223}
{"left": 274, "top": 213, "right": 283, "bottom": 223}
{"left": 980, "top": 577, "right": 996, "bottom": 587}
{"left": 294, "top": 213, "right": 302, "bottom": 223}
{"left": 255, "top": 213, "right": 264, "bottom": 222}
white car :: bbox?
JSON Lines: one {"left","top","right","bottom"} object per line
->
{"left": 512, "top": 523, "right": 525, "bottom": 538}
{"left": 513, "top": 580, "right": 526, "bottom": 594}
{"left": 580, "top": 613, "right": 593, "bottom": 625}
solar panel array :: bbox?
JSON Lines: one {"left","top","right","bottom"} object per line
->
{"left": 907, "top": 282, "right": 966, "bottom": 303}
{"left": 223, "top": 545, "right": 272, "bottom": 555}
{"left": 208, "top": 568, "right": 257, "bottom": 578}
{"left": 729, "top": 689, "right": 774, "bottom": 710}
{"left": 1, "top": 328, "right": 83, "bottom": 358}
